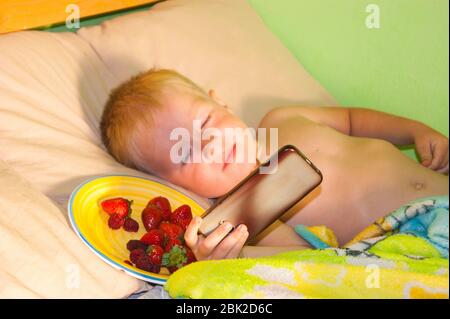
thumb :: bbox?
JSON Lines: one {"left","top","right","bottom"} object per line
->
{"left": 184, "top": 216, "right": 202, "bottom": 248}
{"left": 416, "top": 140, "right": 432, "bottom": 166}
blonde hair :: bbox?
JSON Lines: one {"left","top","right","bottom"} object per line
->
{"left": 100, "top": 69, "right": 210, "bottom": 172}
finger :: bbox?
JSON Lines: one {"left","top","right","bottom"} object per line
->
{"left": 437, "top": 162, "right": 449, "bottom": 175}
{"left": 184, "top": 216, "right": 202, "bottom": 248}
{"left": 198, "top": 222, "right": 234, "bottom": 257}
{"left": 210, "top": 224, "right": 248, "bottom": 259}
{"left": 224, "top": 227, "right": 249, "bottom": 259}
{"left": 429, "top": 142, "right": 447, "bottom": 170}
{"left": 416, "top": 141, "right": 432, "bottom": 167}
{"left": 438, "top": 152, "right": 449, "bottom": 172}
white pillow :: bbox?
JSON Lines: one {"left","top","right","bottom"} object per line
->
{"left": 0, "top": 31, "right": 207, "bottom": 208}
{"left": 0, "top": 160, "right": 141, "bottom": 298}
{"left": 77, "top": 0, "right": 337, "bottom": 129}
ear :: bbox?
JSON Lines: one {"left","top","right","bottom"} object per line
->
{"left": 208, "top": 89, "right": 227, "bottom": 108}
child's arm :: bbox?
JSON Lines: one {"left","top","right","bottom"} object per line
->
{"left": 262, "top": 106, "right": 449, "bottom": 173}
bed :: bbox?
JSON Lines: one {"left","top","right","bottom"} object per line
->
{"left": 0, "top": 0, "right": 335, "bottom": 298}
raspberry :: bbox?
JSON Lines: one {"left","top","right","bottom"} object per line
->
{"left": 126, "top": 240, "right": 148, "bottom": 252}
{"left": 124, "top": 260, "right": 133, "bottom": 266}
{"left": 135, "top": 255, "right": 153, "bottom": 272}
{"left": 123, "top": 217, "right": 139, "bottom": 232}
{"left": 108, "top": 213, "right": 125, "bottom": 229}
{"left": 151, "top": 264, "right": 161, "bottom": 274}
{"left": 130, "top": 249, "right": 146, "bottom": 265}
{"left": 167, "top": 266, "right": 179, "bottom": 274}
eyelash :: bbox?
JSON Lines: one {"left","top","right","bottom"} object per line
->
{"left": 181, "top": 114, "right": 212, "bottom": 166}
{"left": 201, "top": 114, "right": 211, "bottom": 129}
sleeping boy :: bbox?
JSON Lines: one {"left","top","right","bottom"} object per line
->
{"left": 100, "top": 69, "right": 449, "bottom": 260}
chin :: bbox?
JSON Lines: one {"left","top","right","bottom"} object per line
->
{"left": 188, "top": 161, "right": 257, "bottom": 198}
{"left": 213, "top": 162, "right": 255, "bottom": 197}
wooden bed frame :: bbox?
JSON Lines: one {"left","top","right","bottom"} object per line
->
{"left": 0, "top": 0, "right": 160, "bottom": 34}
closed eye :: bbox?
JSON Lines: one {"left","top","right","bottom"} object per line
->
{"left": 201, "top": 114, "right": 211, "bottom": 129}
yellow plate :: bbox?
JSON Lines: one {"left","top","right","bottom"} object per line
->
{"left": 68, "top": 175, "right": 206, "bottom": 285}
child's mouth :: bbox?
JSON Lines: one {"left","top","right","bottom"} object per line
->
{"left": 222, "top": 143, "right": 236, "bottom": 171}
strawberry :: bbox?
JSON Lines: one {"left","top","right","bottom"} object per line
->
{"left": 162, "top": 245, "right": 187, "bottom": 268}
{"left": 170, "top": 205, "right": 193, "bottom": 230}
{"left": 146, "top": 245, "right": 164, "bottom": 265}
{"left": 159, "top": 222, "right": 183, "bottom": 240}
{"left": 164, "top": 238, "right": 183, "bottom": 253}
{"left": 108, "top": 213, "right": 125, "bottom": 229}
{"left": 162, "top": 244, "right": 195, "bottom": 274}
{"left": 126, "top": 240, "right": 148, "bottom": 252}
{"left": 123, "top": 217, "right": 139, "bottom": 232}
{"left": 140, "top": 229, "right": 164, "bottom": 246}
{"left": 101, "top": 197, "right": 132, "bottom": 218}
{"left": 167, "top": 266, "right": 179, "bottom": 274}
{"left": 141, "top": 205, "right": 162, "bottom": 231}
{"left": 185, "top": 246, "right": 197, "bottom": 264}
{"left": 148, "top": 196, "right": 171, "bottom": 221}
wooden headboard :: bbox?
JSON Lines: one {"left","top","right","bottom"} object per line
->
{"left": 0, "top": 0, "right": 160, "bottom": 34}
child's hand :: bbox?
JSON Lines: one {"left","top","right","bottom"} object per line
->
{"left": 184, "top": 216, "right": 249, "bottom": 261}
{"left": 414, "top": 126, "right": 449, "bottom": 174}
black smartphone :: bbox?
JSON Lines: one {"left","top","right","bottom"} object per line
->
{"left": 198, "top": 144, "right": 322, "bottom": 241}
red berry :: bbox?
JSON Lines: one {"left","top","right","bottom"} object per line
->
{"left": 162, "top": 245, "right": 188, "bottom": 269}
{"left": 126, "top": 240, "right": 148, "bottom": 252}
{"left": 123, "top": 217, "right": 139, "bottom": 232}
{"left": 170, "top": 205, "right": 193, "bottom": 230}
{"left": 151, "top": 264, "right": 161, "bottom": 274}
{"left": 164, "top": 238, "right": 183, "bottom": 253}
{"left": 140, "top": 229, "right": 164, "bottom": 246}
{"left": 130, "top": 249, "right": 146, "bottom": 264}
{"left": 167, "top": 266, "right": 179, "bottom": 274}
{"left": 108, "top": 213, "right": 125, "bottom": 229}
{"left": 159, "top": 222, "right": 183, "bottom": 240}
{"left": 185, "top": 246, "right": 197, "bottom": 264}
{"left": 141, "top": 205, "right": 162, "bottom": 231}
{"left": 148, "top": 197, "right": 171, "bottom": 221}
{"left": 124, "top": 260, "right": 133, "bottom": 266}
{"left": 101, "top": 197, "right": 132, "bottom": 218}
{"left": 146, "top": 245, "right": 164, "bottom": 265}
{"left": 135, "top": 255, "right": 153, "bottom": 272}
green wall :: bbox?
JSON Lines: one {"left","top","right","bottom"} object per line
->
{"left": 47, "top": 0, "right": 448, "bottom": 158}
{"left": 249, "top": 0, "right": 449, "bottom": 159}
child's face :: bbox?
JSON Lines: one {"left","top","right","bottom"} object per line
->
{"left": 137, "top": 91, "right": 258, "bottom": 198}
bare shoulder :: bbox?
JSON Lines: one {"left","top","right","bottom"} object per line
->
{"left": 259, "top": 106, "right": 314, "bottom": 129}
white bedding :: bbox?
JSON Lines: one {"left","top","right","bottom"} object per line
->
{"left": 0, "top": 0, "right": 335, "bottom": 298}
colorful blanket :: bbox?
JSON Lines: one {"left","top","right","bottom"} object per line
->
{"left": 165, "top": 196, "right": 449, "bottom": 299}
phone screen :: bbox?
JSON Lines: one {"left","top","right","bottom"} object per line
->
{"left": 199, "top": 145, "right": 322, "bottom": 240}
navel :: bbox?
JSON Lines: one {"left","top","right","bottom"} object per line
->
{"left": 413, "top": 182, "right": 425, "bottom": 190}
